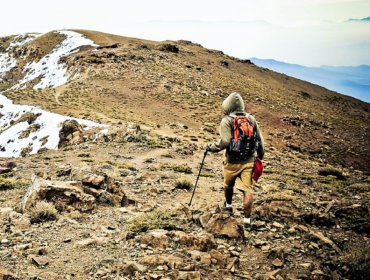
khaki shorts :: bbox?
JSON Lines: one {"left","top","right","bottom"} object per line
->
{"left": 223, "top": 161, "right": 254, "bottom": 193}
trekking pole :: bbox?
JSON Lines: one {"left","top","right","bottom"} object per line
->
{"left": 188, "top": 148, "right": 208, "bottom": 206}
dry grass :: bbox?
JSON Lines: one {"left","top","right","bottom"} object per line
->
{"left": 342, "top": 246, "right": 370, "bottom": 279}
{"left": 29, "top": 201, "right": 58, "bottom": 223}
{"left": 318, "top": 167, "right": 345, "bottom": 180}
{"left": 174, "top": 179, "right": 193, "bottom": 190}
{"left": 126, "top": 208, "right": 188, "bottom": 232}
{"left": 106, "top": 160, "right": 136, "bottom": 171}
{"left": 160, "top": 163, "right": 193, "bottom": 174}
{"left": 0, "top": 177, "right": 29, "bottom": 190}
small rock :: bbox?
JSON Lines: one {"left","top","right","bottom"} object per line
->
{"left": 177, "top": 271, "right": 201, "bottom": 280}
{"left": 14, "top": 243, "right": 32, "bottom": 250}
{"left": 32, "top": 255, "right": 49, "bottom": 267}
{"left": 266, "top": 269, "right": 281, "bottom": 279}
{"left": 74, "top": 237, "right": 109, "bottom": 248}
{"left": 288, "top": 227, "right": 296, "bottom": 234}
{"left": 300, "top": 262, "right": 312, "bottom": 269}
{"left": 272, "top": 222, "right": 284, "bottom": 229}
{"left": 188, "top": 250, "right": 212, "bottom": 265}
{"left": 272, "top": 258, "right": 284, "bottom": 268}
{"left": 312, "top": 269, "right": 325, "bottom": 276}
{"left": 0, "top": 239, "right": 9, "bottom": 245}
{"left": 209, "top": 249, "right": 225, "bottom": 264}
{"left": 227, "top": 257, "right": 239, "bottom": 270}
{"left": 261, "top": 245, "right": 271, "bottom": 252}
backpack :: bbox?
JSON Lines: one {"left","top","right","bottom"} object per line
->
{"left": 228, "top": 114, "right": 257, "bottom": 159}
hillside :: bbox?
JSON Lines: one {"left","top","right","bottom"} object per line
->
{"left": 0, "top": 30, "right": 369, "bottom": 279}
{"left": 1, "top": 30, "right": 369, "bottom": 170}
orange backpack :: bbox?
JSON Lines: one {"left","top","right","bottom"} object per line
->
{"left": 229, "top": 114, "right": 257, "bottom": 157}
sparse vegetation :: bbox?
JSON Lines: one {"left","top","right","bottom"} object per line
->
{"left": 126, "top": 208, "right": 187, "bottom": 232}
{"left": 200, "top": 172, "right": 216, "bottom": 178}
{"left": 342, "top": 246, "right": 370, "bottom": 279}
{"left": 174, "top": 179, "right": 193, "bottom": 190}
{"left": 159, "top": 43, "right": 179, "bottom": 53}
{"left": 160, "top": 163, "right": 193, "bottom": 174}
{"left": 29, "top": 201, "right": 58, "bottom": 223}
{"left": 0, "top": 177, "right": 29, "bottom": 190}
{"left": 106, "top": 160, "right": 136, "bottom": 171}
{"left": 318, "top": 167, "right": 345, "bottom": 180}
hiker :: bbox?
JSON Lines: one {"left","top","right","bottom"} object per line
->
{"left": 207, "top": 92, "right": 265, "bottom": 225}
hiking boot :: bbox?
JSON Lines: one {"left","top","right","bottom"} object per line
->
{"left": 243, "top": 217, "right": 252, "bottom": 230}
{"left": 218, "top": 201, "right": 233, "bottom": 214}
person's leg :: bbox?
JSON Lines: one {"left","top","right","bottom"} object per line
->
{"left": 223, "top": 162, "right": 239, "bottom": 209}
{"left": 235, "top": 162, "right": 254, "bottom": 223}
{"left": 224, "top": 185, "right": 234, "bottom": 205}
{"left": 243, "top": 192, "right": 253, "bottom": 218}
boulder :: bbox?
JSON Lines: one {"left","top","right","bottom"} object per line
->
{"left": 82, "top": 173, "right": 126, "bottom": 206}
{"left": 22, "top": 175, "right": 95, "bottom": 212}
{"left": 139, "top": 229, "right": 170, "bottom": 249}
{"left": 140, "top": 254, "right": 183, "bottom": 269}
{"left": 118, "top": 261, "right": 147, "bottom": 276}
{"left": 82, "top": 174, "right": 105, "bottom": 188}
{"left": 200, "top": 213, "right": 244, "bottom": 239}
{"left": 58, "top": 120, "right": 84, "bottom": 148}
{"left": 170, "top": 231, "right": 215, "bottom": 251}
{"left": 22, "top": 174, "right": 126, "bottom": 212}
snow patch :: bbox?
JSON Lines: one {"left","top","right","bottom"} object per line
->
{"left": 14, "top": 30, "right": 97, "bottom": 90}
{"left": 1, "top": 33, "right": 40, "bottom": 81}
{"left": 0, "top": 30, "right": 107, "bottom": 158}
{"left": 0, "top": 53, "right": 17, "bottom": 81}
{"left": 0, "top": 93, "right": 107, "bottom": 158}
{"left": 6, "top": 33, "right": 40, "bottom": 50}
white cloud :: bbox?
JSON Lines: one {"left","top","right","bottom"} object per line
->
{"left": 0, "top": 0, "right": 369, "bottom": 66}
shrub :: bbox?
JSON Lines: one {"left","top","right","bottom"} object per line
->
{"left": 159, "top": 44, "right": 179, "bottom": 53}
{"left": 29, "top": 201, "right": 58, "bottom": 223}
{"left": 126, "top": 208, "right": 187, "bottom": 232}
{"left": 106, "top": 161, "right": 136, "bottom": 171}
{"left": 318, "top": 167, "right": 345, "bottom": 180}
{"left": 161, "top": 163, "right": 192, "bottom": 174}
{"left": 174, "top": 179, "right": 193, "bottom": 190}
{"left": 0, "top": 177, "right": 28, "bottom": 190}
{"left": 342, "top": 246, "right": 370, "bottom": 279}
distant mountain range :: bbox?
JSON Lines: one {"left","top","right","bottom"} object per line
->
{"left": 250, "top": 58, "right": 370, "bottom": 103}
{"left": 347, "top": 16, "right": 370, "bottom": 22}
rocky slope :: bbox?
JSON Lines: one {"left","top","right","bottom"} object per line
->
{"left": 0, "top": 30, "right": 369, "bottom": 280}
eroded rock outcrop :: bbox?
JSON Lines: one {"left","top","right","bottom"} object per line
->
{"left": 22, "top": 174, "right": 126, "bottom": 213}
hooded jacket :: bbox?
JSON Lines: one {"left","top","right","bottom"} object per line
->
{"left": 209, "top": 92, "right": 265, "bottom": 163}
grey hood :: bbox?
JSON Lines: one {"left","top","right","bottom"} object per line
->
{"left": 222, "top": 92, "right": 245, "bottom": 115}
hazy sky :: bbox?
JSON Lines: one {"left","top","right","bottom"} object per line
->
{"left": 1, "top": 0, "right": 370, "bottom": 66}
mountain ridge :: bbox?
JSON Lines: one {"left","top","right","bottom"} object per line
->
{"left": 1, "top": 29, "right": 369, "bottom": 170}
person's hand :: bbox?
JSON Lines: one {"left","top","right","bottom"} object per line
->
{"left": 206, "top": 144, "right": 212, "bottom": 152}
